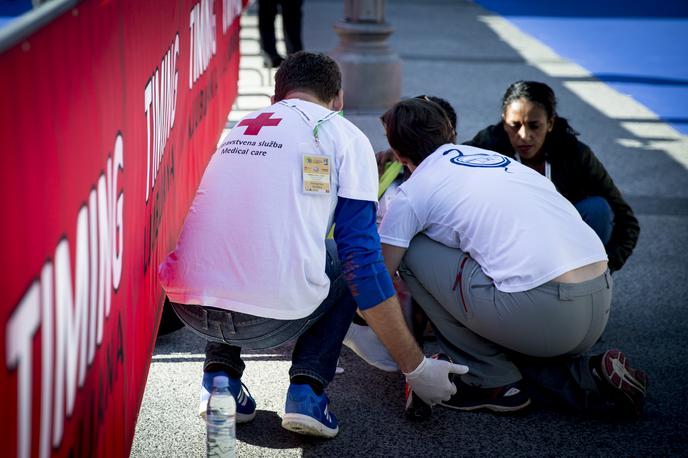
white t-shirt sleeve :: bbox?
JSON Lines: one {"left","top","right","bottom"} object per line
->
{"left": 379, "top": 190, "right": 422, "bottom": 248}
{"left": 336, "top": 131, "right": 379, "bottom": 202}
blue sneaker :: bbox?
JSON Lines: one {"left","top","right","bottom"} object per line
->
{"left": 282, "top": 383, "right": 339, "bottom": 438}
{"left": 199, "top": 370, "right": 257, "bottom": 423}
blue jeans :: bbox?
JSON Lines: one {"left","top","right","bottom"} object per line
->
{"left": 171, "top": 240, "right": 357, "bottom": 387}
{"left": 574, "top": 196, "right": 613, "bottom": 245}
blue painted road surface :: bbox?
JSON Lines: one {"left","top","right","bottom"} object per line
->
{"left": 476, "top": 0, "right": 688, "bottom": 134}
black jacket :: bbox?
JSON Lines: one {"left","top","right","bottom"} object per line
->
{"left": 464, "top": 122, "right": 639, "bottom": 272}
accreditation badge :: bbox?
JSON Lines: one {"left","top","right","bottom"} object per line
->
{"left": 302, "top": 154, "right": 331, "bottom": 194}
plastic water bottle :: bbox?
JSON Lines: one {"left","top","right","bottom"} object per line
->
{"left": 206, "top": 375, "right": 236, "bottom": 458}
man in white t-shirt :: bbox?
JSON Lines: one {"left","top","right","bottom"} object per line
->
{"left": 158, "top": 53, "right": 468, "bottom": 438}
{"left": 377, "top": 98, "right": 648, "bottom": 417}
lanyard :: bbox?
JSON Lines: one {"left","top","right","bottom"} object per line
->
{"left": 278, "top": 100, "right": 341, "bottom": 143}
{"left": 514, "top": 152, "right": 551, "bottom": 181}
{"left": 312, "top": 111, "right": 341, "bottom": 142}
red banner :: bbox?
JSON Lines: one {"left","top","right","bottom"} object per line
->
{"left": 0, "top": 0, "right": 245, "bottom": 456}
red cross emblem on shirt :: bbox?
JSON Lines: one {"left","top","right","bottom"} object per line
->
{"left": 237, "top": 112, "right": 283, "bottom": 135}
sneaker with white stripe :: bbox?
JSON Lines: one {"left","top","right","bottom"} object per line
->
{"left": 282, "top": 383, "right": 339, "bottom": 438}
{"left": 439, "top": 379, "right": 531, "bottom": 413}
{"left": 199, "top": 370, "right": 257, "bottom": 423}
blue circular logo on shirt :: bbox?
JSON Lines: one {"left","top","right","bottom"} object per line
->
{"left": 442, "top": 148, "right": 511, "bottom": 168}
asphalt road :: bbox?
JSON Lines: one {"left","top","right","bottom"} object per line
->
{"left": 131, "top": 1, "right": 688, "bottom": 456}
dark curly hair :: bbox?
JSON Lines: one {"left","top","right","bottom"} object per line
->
{"left": 501, "top": 80, "right": 579, "bottom": 152}
{"left": 274, "top": 51, "right": 341, "bottom": 103}
{"left": 415, "top": 95, "right": 457, "bottom": 132}
{"left": 381, "top": 98, "right": 456, "bottom": 166}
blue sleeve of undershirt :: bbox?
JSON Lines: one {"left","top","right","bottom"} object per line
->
{"left": 333, "top": 197, "right": 396, "bottom": 310}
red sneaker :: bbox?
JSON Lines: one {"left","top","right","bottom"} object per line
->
{"left": 599, "top": 349, "right": 648, "bottom": 418}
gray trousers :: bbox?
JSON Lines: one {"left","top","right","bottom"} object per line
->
{"left": 400, "top": 234, "right": 616, "bottom": 412}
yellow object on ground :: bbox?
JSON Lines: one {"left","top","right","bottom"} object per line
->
{"left": 378, "top": 161, "right": 403, "bottom": 199}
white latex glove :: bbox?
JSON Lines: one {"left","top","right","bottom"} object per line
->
{"left": 404, "top": 356, "right": 469, "bottom": 405}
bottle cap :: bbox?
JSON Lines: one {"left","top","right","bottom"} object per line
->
{"left": 213, "top": 375, "right": 229, "bottom": 388}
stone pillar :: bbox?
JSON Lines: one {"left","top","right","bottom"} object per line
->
{"left": 329, "top": 0, "right": 402, "bottom": 112}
